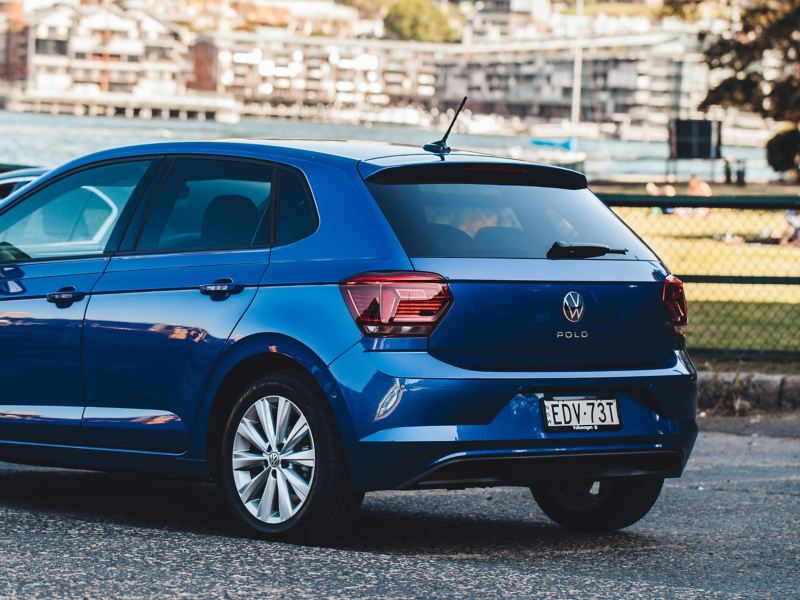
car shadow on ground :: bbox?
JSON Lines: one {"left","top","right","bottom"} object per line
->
{"left": 0, "top": 464, "right": 658, "bottom": 555}
{"left": 0, "top": 465, "right": 238, "bottom": 535}
{"left": 342, "top": 499, "right": 658, "bottom": 556}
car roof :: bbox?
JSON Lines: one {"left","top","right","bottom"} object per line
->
{"left": 231, "top": 139, "right": 429, "bottom": 161}
{"left": 47, "top": 139, "right": 584, "bottom": 186}
{"left": 70, "top": 139, "right": 506, "bottom": 163}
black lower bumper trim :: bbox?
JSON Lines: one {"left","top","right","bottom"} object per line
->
{"left": 400, "top": 450, "right": 685, "bottom": 490}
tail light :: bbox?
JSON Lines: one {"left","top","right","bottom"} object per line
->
{"left": 663, "top": 275, "right": 688, "bottom": 336}
{"left": 340, "top": 271, "right": 453, "bottom": 337}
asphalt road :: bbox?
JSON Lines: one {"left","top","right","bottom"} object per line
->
{"left": 0, "top": 431, "right": 797, "bottom": 599}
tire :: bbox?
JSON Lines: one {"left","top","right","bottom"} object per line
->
{"left": 531, "top": 477, "right": 664, "bottom": 531}
{"left": 219, "top": 373, "right": 363, "bottom": 543}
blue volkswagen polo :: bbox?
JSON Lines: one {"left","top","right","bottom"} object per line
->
{"left": 0, "top": 139, "right": 696, "bottom": 542}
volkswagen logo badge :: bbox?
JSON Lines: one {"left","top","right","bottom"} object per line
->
{"left": 562, "top": 291, "right": 585, "bottom": 323}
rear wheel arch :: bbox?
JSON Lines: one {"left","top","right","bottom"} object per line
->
{"left": 204, "top": 341, "right": 355, "bottom": 482}
{"left": 218, "top": 371, "right": 363, "bottom": 541}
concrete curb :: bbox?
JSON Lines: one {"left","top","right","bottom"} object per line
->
{"left": 697, "top": 371, "right": 800, "bottom": 412}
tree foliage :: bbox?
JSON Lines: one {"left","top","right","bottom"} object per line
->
{"left": 670, "top": 1, "right": 800, "bottom": 173}
{"left": 766, "top": 128, "right": 800, "bottom": 174}
{"left": 696, "top": 0, "right": 800, "bottom": 124}
{"left": 384, "top": 0, "right": 457, "bottom": 42}
{"left": 660, "top": 0, "right": 703, "bottom": 21}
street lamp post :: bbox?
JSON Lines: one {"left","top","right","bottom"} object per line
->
{"left": 570, "top": 0, "right": 584, "bottom": 132}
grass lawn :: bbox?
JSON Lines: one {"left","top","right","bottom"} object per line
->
{"left": 691, "top": 355, "right": 800, "bottom": 375}
{"left": 688, "top": 301, "right": 800, "bottom": 353}
{"left": 612, "top": 207, "right": 800, "bottom": 281}
{"left": 609, "top": 206, "right": 799, "bottom": 355}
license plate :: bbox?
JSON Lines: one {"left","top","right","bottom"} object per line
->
{"left": 541, "top": 397, "right": 621, "bottom": 432}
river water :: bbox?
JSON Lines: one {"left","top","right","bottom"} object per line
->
{"left": 0, "top": 110, "right": 772, "bottom": 182}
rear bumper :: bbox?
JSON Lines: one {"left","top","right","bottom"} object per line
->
{"left": 328, "top": 345, "right": 698, "bottom": 491}
{"left": 401, "top": 450, "right": 685, "bottom": 490}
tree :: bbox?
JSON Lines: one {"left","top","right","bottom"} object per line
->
{"left": 697, "top": 1, "right": 800, "bottom": 123}
{"left": 766, "top": 128, "right": 800, "bottom": 176}
{"left": 674, "top": 0, "right": 800, "bottom": 173}
{"left": 384, "top": 0, "right": 458, "bottom": 43}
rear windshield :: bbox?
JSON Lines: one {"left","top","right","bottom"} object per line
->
{"left": 366, "top": 174, "right": 655, "bottom": 260}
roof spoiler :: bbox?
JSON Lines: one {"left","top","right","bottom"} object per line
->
{"left": 364, "top": 162, "right": 588, "bottom": 190}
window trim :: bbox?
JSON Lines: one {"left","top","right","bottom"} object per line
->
{"left": 0, "top": 156, "right": 163, "bottom": 266}
{"left": 270, "top": 164, "right": 281, "bottom": 248}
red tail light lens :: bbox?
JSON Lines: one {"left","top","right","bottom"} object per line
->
{"left": 663, "top": 275, "right": 688, "bottom": 336}
{"left": 340, "top": 271, "right": 452, "bottom": 337}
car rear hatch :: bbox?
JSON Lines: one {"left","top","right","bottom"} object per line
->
{"left": 362, "top": 160, "right": 680, "bottom": 372}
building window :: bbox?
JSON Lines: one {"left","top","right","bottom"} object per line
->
{"left": 35, "top": 39, "right": 67, "bottom": 56}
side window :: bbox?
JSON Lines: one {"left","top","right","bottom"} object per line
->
{"left": 0, "top": 160, "right": 152, "bottom": 262}
{"left": 136, "top": 159, "right": 274, "bottom": 253}
{"left": 276, "top": 169, "right": 318, "bottom": 245}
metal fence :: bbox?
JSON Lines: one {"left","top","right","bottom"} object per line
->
{"left": 598, "top": 194, "right": 800, "bottom": 361}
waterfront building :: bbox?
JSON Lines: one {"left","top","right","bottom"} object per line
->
{"left": 435, "top": 31, "right": 710, "bottom": 128}
{"left": 0, "top": 1, "right": 763, "bottom": 135}
{"left": 1, "top": 2, "right": 240, "bottom": 123}
{"left": 21, "top": 2, "right": 189, "bottom": 95}
{"left": 190, "top": 27, "right": 713, "bottom": 131}
{"left": 190, "top": 29, "right": 445, "bottom": 113}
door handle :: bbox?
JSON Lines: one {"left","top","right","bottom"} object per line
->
{"left": 199, "top": 278, "right": 244, "bottom": 300}
{"left": 46, "top": 286, "right": 86, "bottom": 308}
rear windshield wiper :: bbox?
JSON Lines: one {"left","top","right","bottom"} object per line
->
{"left": 546, "top": 241, "right": 628, "bottom": 259}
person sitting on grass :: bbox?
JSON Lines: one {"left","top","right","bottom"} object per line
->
{"left": 781, "top": 209, "right": 800, "bottom": 246}
{"left": 645, "top": 181, "right": 676, "bottom": 214}
{"left": 687, "top": 174, "right": 713, "bottom": 197}
{"left": 679, "top": 174, "right": 712, "bottom": 218}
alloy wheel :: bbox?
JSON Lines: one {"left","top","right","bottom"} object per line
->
{"left": 231, "top": 395, "right": 316, "bottom": 524}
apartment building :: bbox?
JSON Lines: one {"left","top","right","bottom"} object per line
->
{"left": 1, "top": 1, "right": 717, "bottom": 129}
{"left": 435, "top": 32, "right": 709, "bottom": 125}
{"left": 21, "top": 2, "right": 189, "bottom": 96}
{"left": 191, "top": 29, "right": 447, "bottom": 109}
{"left": 191, "top": 28, "right": 709, "bottom": 126}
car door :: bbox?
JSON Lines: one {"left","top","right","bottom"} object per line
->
{"left": 0, "top": 159, "right": 157, "bottom": 444}
{"left": 81, "top": 156, "right": 275, "bottom": 453}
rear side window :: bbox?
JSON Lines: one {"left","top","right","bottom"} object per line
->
{"left": 275, "top": 169, "right": 317, "bottom": 245}
{"left": 366, "top": 169, "right": 655, "bottom": 260}
{"left": 137, "top": 158, "right": 274, "bottom": 252}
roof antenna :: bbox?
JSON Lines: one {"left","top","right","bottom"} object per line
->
{"left": 424, "top": 96, "right": 467, "bottom": 156}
